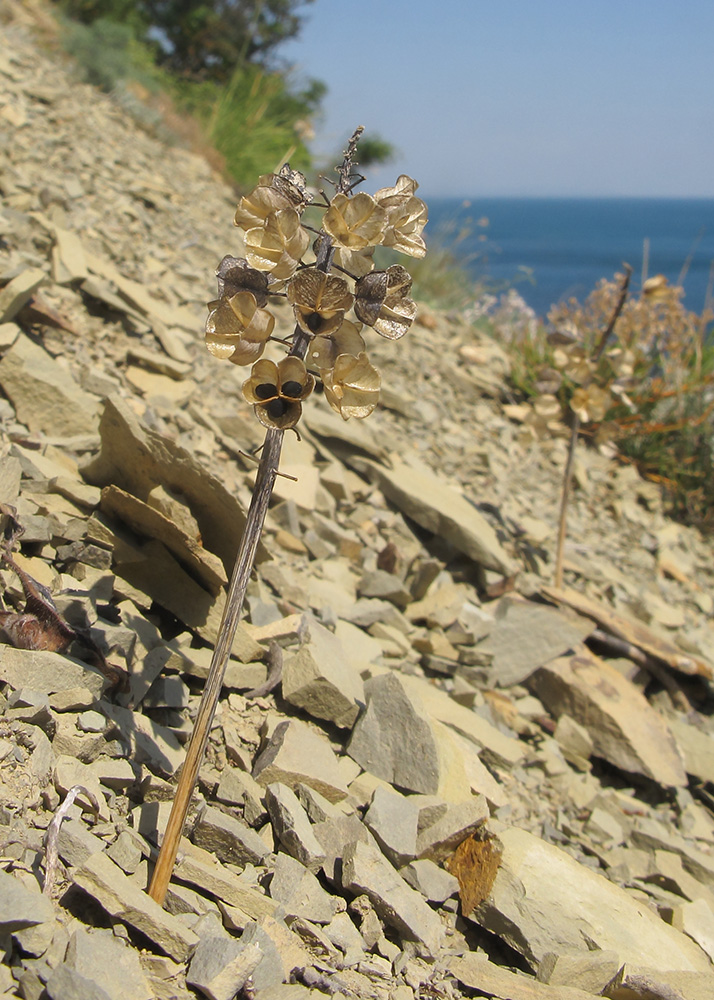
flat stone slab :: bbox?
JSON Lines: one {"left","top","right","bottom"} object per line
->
{"left": 253, "top": 719, "right": 349, "bottom": 803}
{"left": 360, "top": 456, "right": 515, "bottom": 574}
{"left": 530, "top": 651, "right": 687, "bottom": 788}
{"left": 0, "top": 646, "right": 105, "bottom": 699}
{"left": 471, "top": 827, "right": 711, "bottom": 973}
{"left": 72, "top": 852, "right": 199, "bottom": 961}
{"left": 0, "top": 332, "right": 98, "bottom": 436}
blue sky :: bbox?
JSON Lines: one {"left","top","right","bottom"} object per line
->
{"left": 281, "top": 0, "right": 714, "bottom": 199}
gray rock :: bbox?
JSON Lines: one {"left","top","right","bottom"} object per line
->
{"left": 363, "top": 786, "right": 420, "bottom": 867}
{"left": 82, "top": 395, "right": 256, "bottom": 572}
{"left": 477, "top": 597, "right": 593, "bottom": 685}
{"left": 357, "top": 570, "right": 411, "bottom": 608}
{"left": 99, "top": 702, "right": 183, "bottom": 777}
{"left": 264, "top": 783, "right": 326, "bottom": 873}
{"left": 173, "top": 849, "right": 277, "bottom": 921}
{"left": 186, "top": 918, "right": 261, "bottom": 1000}
{"left": 72, "top": 852, "right": 198, "bottom": 962}
{"left": 57, "top": 818, "right": 106, "bottom": 869}
{"left": 471, "top": 827, "right": 710, "bottom": 972}
{"left": 64, "top": 926, "right": 153, "bottom": 1000}
{"left": 0, "top": 869, "right": 54, "bottom": 934}
{"left": 347, "top": 672, "right": 444, "bottom": 795}
{"left": 0, "top": 333, "right": 98, "bottom": 436}
{"left": 0, "top": 267, "right": 45, "bottom": 323}
{"left": 0, "top": 646, "right": 105, "bottom": 699}
{"left": 530, "top": 652, "right": 687, "bottom": 788}
{"left": 323, "top": 911, "right": 367, "bottom": 966}
{"left": 282, "top": 618, "right": 364, "bottom": 729}
{"left": 269, "top": 851, "right": 338, "bottom": 924}
{"left": 400, "top": 859, "right": 459, "bottom": 903}
{"left": 341, "top": 839, "right": 445, "bottom": 957}
{"left": 451, "top": 954, "right": 597, "bottom": 1000}
{"left": 361, "top": 456, "right": 515, "bottom": 574}
{"left": 45, "top": 966, "right": 113, "bottom": 1000}
{"left": 253, "top": 719, "right": 348, "bottom": 803}
{"left": 312, "top": 813, "right": 374, "bottom": 884}
{"left": 416, "top": 797, "right": 489, "bottom": 862}
{"left": 193, "top": 805, "right": 271, "bottom": 866}
{"left": 536, "top": 950, "right": 623, "bottom": 994}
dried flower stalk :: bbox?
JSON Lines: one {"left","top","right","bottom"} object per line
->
{"left": 148, "top": 127, "right": 427, "bottom": 904}
{"left": 554, "top": 264, "right": 632, "bottom": 588}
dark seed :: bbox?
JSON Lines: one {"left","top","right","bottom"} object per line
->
{"left": 281, "top": 380, "right": 303, "bottom": 398}
{"left": 306, "top": 312, "right": 323, "bottom": 333}
{"left": 255, "top": 382, "right": 277, "bottom": 400}
{"left": 266, "top": 398, "right": 289, "bottom": 418}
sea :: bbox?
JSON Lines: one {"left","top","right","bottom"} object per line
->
{"left": 425, "top": 197, "right": 714, "bottom": 320}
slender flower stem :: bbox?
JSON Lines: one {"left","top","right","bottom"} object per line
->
{"left": 148, "top": 427, "right": 284, "bottom": 903}
{"left": 553, "top": 264, "right": 632, "bottom": 590}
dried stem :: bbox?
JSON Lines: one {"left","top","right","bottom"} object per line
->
{"left": 148, "top": 129, "right": 363, "bottom": 906}
{"left": 44, "top": 784, "right": 99, "bottom": 896}
{"left": 554, "top": 264, "right": 632, "bottom": 588}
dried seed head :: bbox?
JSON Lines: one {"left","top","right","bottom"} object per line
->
{"left": 245, "top": 209, "right": 310, "bottom": 279}
{"left": 374, "top": 175, "right": 428, "bottom": 258}
{"left": 323, "top": 192, "right": 388, "bottom": 250}
{"left": 354, "top": 264, "right": 416, "bottom": 340}
{"left": 242, "top": 356, "right": 314, "bottom": 429}
{"left": 570, "top": 384, "right": 611, "bottom": 423}
{"left": 205, "top": 292, "right": 275, "bottom": 366}
{"left": 215, "top": 256, "right": 270, "bottom": 307}
{"left": 287, "top": 270, "right": 354, "bottom": 337}
{"left": 308, "top": 320, "right": 365, "bottom": 371}
{"left": 234, "top": 166, "right": 312, "bottom": 231}
{"left": 321, "top": 352, "right": 381, "bottom": 420}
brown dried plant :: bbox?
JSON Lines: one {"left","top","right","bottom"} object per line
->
{"left": 513, "top": 267, "right": 714, "bottom": 585}
{"left": 148, "top": 127, "right": 427, "bottom": 904}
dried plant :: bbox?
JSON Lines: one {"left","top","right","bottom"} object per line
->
{"left": 148, "top": 127, "right": 427, "bottom": 904}
{"left": 508, "top": 266, "right": 714, "bottom": 584}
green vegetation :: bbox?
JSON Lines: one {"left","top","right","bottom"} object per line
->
{"left": 54, "top": 0, "right": 327, "bottom": 187}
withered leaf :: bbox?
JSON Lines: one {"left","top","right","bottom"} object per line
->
{"left": 446, "top": 833, "right": 503, "bottom": 917}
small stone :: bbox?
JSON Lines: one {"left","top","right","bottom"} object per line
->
{"left": 63, "top": 925, "right": 153, "bottom": 1000}
{"left": 193, "top": 805, "right": 271, "bottom": 866}
{"left": 673, "top": 897, "right": 714, "bottom": 962}
{"left": 282, "top": 618, "right": 364, "bottom": 728}
{"left": 252, "top": 719, "right": 348, "bottom": 803}
{"left": 269, "top": 851, "right": 338, "bottom": 924}
{"left": 400, "top": 859, "right": 459, "bottom": 903}
{"left": 0, "top": 333, "right": 98, "bottom": 436}
{"left": 363, "top": 786, "right": 419, "bottom": 867}
{"left": 264, "top": 783, "right": 327, "bottom": 873}
{"left": 187, "top": 922, "right": 261, "bottom": 1000}
{"left": 0, "top": 267, "right": 45, "bottom": 323}
{"left": 342, "top": 839, "right": 445, "bottom": 957}
{"left": 530, "top": 651, "right": 688, "bottom": 788}
{"left": 0, "top": 868, "right": 54, "bottom": 933}
{"left": 537, "top": 950, "right": 623, "bottom": 994}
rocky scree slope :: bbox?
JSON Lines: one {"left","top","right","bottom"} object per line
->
{"left": 1, "top": 7, "right": 714, "bottom": 1000}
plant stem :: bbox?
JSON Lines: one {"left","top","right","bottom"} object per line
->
{"left": 147, "top": 128, "right": 362, "bottom": 906}
{"left": 553, "top": 413, "right": 580, "bottom": 589}
{"left": 148, "top": 426, "right": 284, "bottom": 904}
{"left": 553, "top": 264, "right": 632, "bottom": 590}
